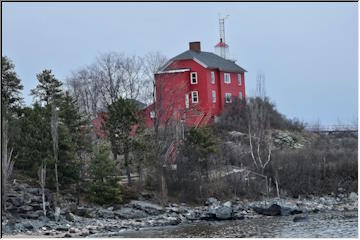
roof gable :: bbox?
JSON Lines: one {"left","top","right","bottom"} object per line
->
{"left": 161, "top": 50, "right": 247, "bottom": 73}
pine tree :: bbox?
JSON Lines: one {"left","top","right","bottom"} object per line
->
{"left": 31, "top": 69, "right": 63, "bottom": 105}
{"left": 1, "top": 56, "right": 23, "bottom": 109}
{"left": 88, "top": 144, "right": 122, "bottom": 205}
{"left": 105, "top": 98, "right": 139, "bottom": 186}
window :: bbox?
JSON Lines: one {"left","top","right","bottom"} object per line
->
{"left": 212, "top": 90, "right": 216, "bottom": 103}
{"left": 239, "top": 91, "right": 243, "bottom": 100}
{"left": 225, "top": 93, "right": 232, "bottom": 103}
{"left": 190, "top": 72, "right": 198, "bottom": 84}
{"left": 211, "top": 71, "right": 215, "bottom": 84}
{"left": 191, "top": 91, "right": 199, "bottom": 103}
{"left": 185, "top": 93, "right": 189, "bottom": 108}
{"left": 224, "top": 73, "right": 231, "bottom": 84}
{"left": 238, "top": 74, "right": 242, "bottom": 85}
{"left": 150, "top": 111, "right": 155, "bottom": 118}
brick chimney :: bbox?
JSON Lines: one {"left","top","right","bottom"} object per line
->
{"left": 189, "top": 42, "right": 201, "bottom": 52}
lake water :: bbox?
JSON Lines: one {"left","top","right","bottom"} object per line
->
{"left": 115, "top": 211, "right": 358, "bottom": 238}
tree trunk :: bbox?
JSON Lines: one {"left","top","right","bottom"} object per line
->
{"left": 138, "top": 161, "right": 142, "bottom": 191}
{"left": 124, "top": 143, "right": 131, "bottom": 186}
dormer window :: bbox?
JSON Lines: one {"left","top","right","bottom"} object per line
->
{"left": 224, "top": 73, "right": 231, "bottom": 84}
{"left": 190, "top": 72, "right": 198, "bottom": 84}
{"left": 238, "top": 74, "right": 242, "bottom": 85}
{"left": 150, "top": 111, "right": 155, "bottom": 118}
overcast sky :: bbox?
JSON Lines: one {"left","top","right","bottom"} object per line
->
{"left": 2, "top": 2, "right": 358, "bottom": 126}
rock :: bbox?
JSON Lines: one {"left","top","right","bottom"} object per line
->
{"left": 349, "top": 192, "right": 357, "bottom": 201}
{"left": 253, "top": 204, "right": 282, "bottom": 216}
{"left": 185, "top": 211, "right": 198, "bottom": 220}
{"left": 205, "top": 197, "right": 219, "bottom": 206}
{"left": 65, "top": 212, "right": 76, "bottom": 222}
{"left": 114, "top": 207, "right": 148, "bottom": 219}
{"left": 27, "top": 188, "right": 40, "bottom": 195}
{"left": 56, "top": 226, "right": 69, "bottom": 231}
{"left": 69, "top": 227, "right": 77, "bottom": 233}
{"left": 129, "top": 200, "right": 164, "bottom": 215}
{"left": 167, "top": 216, "right": 181, "bottom": 225}
{"left": 98, "top": 209, "right": 115, "bottom": 219}
{"left": 73, "top": 207, "right": 89, "bottom": 217}
{"left": 107, "top": 206, "right": 114, "bottom": 211}
{"left": 293, "top": 215, "right": 308, "bottom": 222}
{"left": 23, "top": 223, "right": 34, "bottom": 230}
{"left": 214, "top": 205, "right": 232, "bottom": 220}
{"left": 223, "top": 201, "right": 232, "bottom": 208}
{"left": 64, "top": 233, "right": 72, "bottom": 237}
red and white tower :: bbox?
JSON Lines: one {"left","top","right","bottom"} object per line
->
{"left": 214, "top": 15, "right": 230, "bottom": 59}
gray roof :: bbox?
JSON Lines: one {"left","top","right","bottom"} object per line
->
{"left": 163, "top": 50, "right": 247, "bottom": 73}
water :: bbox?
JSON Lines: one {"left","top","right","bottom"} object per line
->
{"left": 116, "top": 211, "right": 358, "bottom": 238}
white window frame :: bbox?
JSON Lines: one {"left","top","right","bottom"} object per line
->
{"left": 239, "top": 91, "right": 243, "bottom": 100}
{"left": 190, "top": 72, "right": 198, "bottom": 84}
{"left": 225, "top": 93, "right": 232, "bottom": 103}
{"left": 150, "top": 111, "right": 155, "bottom": 118}
{"left": 224, "top": 73, "right": 231, "bottom": 84}
{"left": 238, "top": 74, "right": 242, "bottom": 86}
{"left": 211, "top": 71, "right": 215, "bottom": 84}
{"left": 191, "top": 91, "right": 199, "bottom": 103}
{"left": 212, "top": 90, "right": 216, "bottom": 103}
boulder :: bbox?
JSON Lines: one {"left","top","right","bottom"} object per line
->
{"left": 18, "top": 205, "right": 34, "bottom": 213}
{"left": 23, "top": 223, "right": 34, "bottom": 230}
{"left": 65, "top": 212, "right": 76, "bottom": 222}
{"left": 114, "top": 207, "right": 148, "bottom": 219}
{"left": 8, "top": 197, "right": 22, "bottom": 207}
{"left": 98, "top": 209, "right": 115, "bottom": 219}
{"left": 73, "top": 206, "right": 89, "bottom": 217}
{"left": 205, "top": 197, "right": 219, "bottom": 206}
{"left": 253, "top": 204, "right": 282, "bottom": 216}
{"left": 56, "top": 226, "right": 69, "bottom": 231}
{"left": 214, "top": 205, "right": 232, "bottom": 220}
{"left": 129, "top": 200, "right": 164, "bottom": 215}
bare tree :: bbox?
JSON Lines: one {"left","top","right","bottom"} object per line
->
{"left": 247, "top": 73, "right": 273, "bottom": 177}
{"left": 51, "top": 103, "right": 60, "bottom": 195}
{"left": 1, "top": 117, "right": 15, "bottom": 211}
{"left": 38, "top": 161, "right": 47, "bottom": 216}
{"left": 142, "top": 52, "right": 168, "bottom": 105}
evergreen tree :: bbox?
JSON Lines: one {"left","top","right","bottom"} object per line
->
{"left": 1, "top": 56, "right": 23, "bottom": 109}
{"left": 88, "top": 144, "right": 122, "bottom": 205}
{"left": 31, "top": 69, "right": 63, "bottom": 105}
{"left": 105, "top": 98, "right": 139, "bottom": 186}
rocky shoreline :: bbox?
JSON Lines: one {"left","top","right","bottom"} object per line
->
{"left": 2, "top": 182, "right": 358, "bottom": 238}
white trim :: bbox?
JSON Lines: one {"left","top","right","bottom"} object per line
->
{"left": 239, "top": 91, "right": 243, "bottom": 100}
{"left": 191, "top": 91, "right": 199, "bottom": 103}
{"left": 190, "top": 72, "right": 198, "bottom": 84}
{"left": 225, "top": 93, "right": 232, "bottom": 103}
{"left": 192, "top": 58, "right": 208, "bottom": 68}
{"left": 156, "top": 68, "right": 190, "bottom": 74}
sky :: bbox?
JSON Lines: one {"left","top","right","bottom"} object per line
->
{"left": 2, "top": 2, "right": 358, "bottom": 126}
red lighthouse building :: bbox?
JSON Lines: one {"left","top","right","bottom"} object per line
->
{"left": 143, "top": 41, "right": 247, "bottom": 128}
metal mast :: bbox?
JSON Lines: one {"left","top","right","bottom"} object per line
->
{"left": 215, "top": 14, "right": 229, "bottom": 59}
